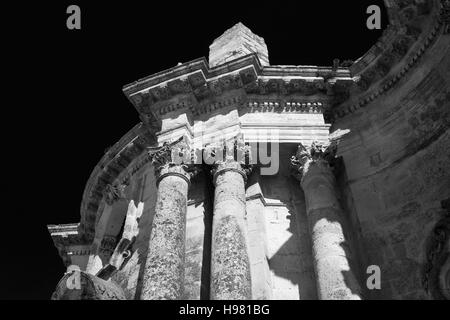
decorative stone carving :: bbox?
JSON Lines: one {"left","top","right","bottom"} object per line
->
{"left": 290, "top": 141, "right": 338, "bottom": 182}
{"left": 193, "top": 94, "right": 245, "bottom": 116}
{"left": 335, "top": 0, "right": 448, "bottom": 119}
{"left": 244, "top": 78, "right": 329, "bottom": 96}
{"left": 245, "top": 100, "right": 324, "bottom": 114}
{"left": 147, "top": 136, "right": 198, "bottom": 181}
{"left": 48, "top": 224, "right": 90, "bottom": 266}
{"left": 207, "top": 135, "right": 252, "bottom": 179}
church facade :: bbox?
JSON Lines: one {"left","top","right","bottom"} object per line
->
{"left": 49, "top": 0, "right": 450, "bottom": 300}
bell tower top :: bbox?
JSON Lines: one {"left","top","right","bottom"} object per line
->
{"left": 208, "top": 22, "right": 270, "bottom": 68}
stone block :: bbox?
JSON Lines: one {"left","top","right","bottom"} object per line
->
{"left": 209, "top": 22, "right": 269, "bottom": 67}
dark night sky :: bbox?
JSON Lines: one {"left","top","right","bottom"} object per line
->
{"left": 3, "top": 1, "right": 386, "bottom": 299}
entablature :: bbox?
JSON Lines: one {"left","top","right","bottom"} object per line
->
{"left": 122, "top": 54, "right": 354, "bottom": 127}
{"left": 48, "top": 223, "right": 91, "bottom": 267}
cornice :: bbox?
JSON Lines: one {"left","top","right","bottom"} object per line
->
{"left": 244, "top": 100, "right": 325, "bottom": 114}
{"left": 48, "top": 223, "right": 91, "bottom": 266}
{"left": 122, "top": 54, "right": 353, "bottom": 126}
{"left": 122, "top": 56, "right": 352, "bottom": 95}
{"left": 120, "top": 1, "right": 449, "bottom": 123}
{"left": 48, "top": 223, "right": 88, "bottom": 246}
{"left": 48, "top": 223, "right": 79, "bottom": 235}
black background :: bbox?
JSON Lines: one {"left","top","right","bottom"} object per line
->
{"left": 3, "top": 1, "right": 386, "bottom": 299}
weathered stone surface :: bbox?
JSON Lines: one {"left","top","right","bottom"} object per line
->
{"left": 52, "top": 270, "right": 126, "bottom": 300}
{"left": 141, "top": 170, "right": 189, "bottom": 300}
{"left": 140, "top": 138, "right": 196, "bottom": 300}
{"left": 210, "top": 160, "right": 252, "bottom": 300}
{"left": 48, "top": 14, "right": 450, "bottom": 300}
{"left": 292, "top": 143, "right": 362, "bottom": 300}
{"left": 209, "top": 22, "right": 269, "bottom": 68}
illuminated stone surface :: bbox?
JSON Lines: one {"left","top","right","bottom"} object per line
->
{"left": 49, "top": 2, "right": 450, "bottom": 299}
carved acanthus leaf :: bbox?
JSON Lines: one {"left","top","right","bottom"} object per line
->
{"left": 148, "top": 136, "right": 200, "bottom": 179}
{"left": 208, "top": 135, "right": 253, "bottom": 180}
{"left": 291, "top": 141, "right": 336, "bottom": 169}
{"left": 291, "top": 129, "right": 349, "bottom": 177}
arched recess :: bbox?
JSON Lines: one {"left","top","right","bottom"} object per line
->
{"left": 78, "top": 123, "right": 157, "bottom": 242}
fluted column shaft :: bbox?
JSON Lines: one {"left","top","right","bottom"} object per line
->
{"left": 301, "top": 159, "right": 361, "bottom": 300}
{"left": 210, "top": 161, "right": 252, "bottom": 300}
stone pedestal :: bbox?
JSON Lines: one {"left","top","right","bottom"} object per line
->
{"left": 210, "top": 160, "right": 252, "bottom": 300}
{"left": 141, "top": 138, "right": 195, "bottom": 300}
{"left": 292, "top": 143, "right": 361, "bottom": 300}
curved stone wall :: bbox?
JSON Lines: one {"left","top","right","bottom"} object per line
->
{"left": 332, "top": 0, "right": 449, "bottom": 298}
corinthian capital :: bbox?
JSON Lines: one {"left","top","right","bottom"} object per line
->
{"left": 148, "top": 136, "right": 200, "bottom": 181}
{"left": 290, "top": 141, "right": 337, "bottom": 180}
{"left": 291, "top": 130, "right": 350, "bottom": 180}
{"left": 208, "top": 135, "right": 253, "bottom": 183}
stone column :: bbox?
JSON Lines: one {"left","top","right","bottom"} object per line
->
{"left": 209, "top": 139, "right": 252, "bottom": 300}
{"left": 141, "top": 137, "right": 197, "bottom": 300}
{"left": 291, "top": 142, "right": 361, "bottom": 300}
